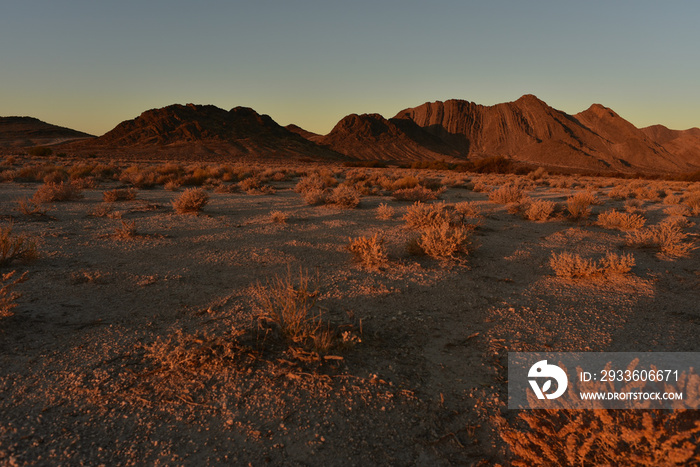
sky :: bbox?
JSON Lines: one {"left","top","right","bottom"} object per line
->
{"left": 2, "top": 1, "right": 699, "bottom": 136}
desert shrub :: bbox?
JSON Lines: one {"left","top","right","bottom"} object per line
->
{"left": 347, "top": 234, "right": 388, "bottom": 271}
{"left": 270, "top": 210, "right": 289, "bottom": 224}
{"left": 663, "top": 194, "right": 681, "bottom": 205}
{"left": 684, "top": 191, "right": 700, "bottom": 216}
{"left": 454, "top": 201, "right": 482, "bottom": 219}
{"left": 326, "top": 185, "right": 360, "bottom": 209}
{"left": 0, "top": 271, "right": 28, "bottom": 319}
{"left": 597, "top": 209, "right": 646, "bottom": 231}
{"left": 634, "top": 185, "right": 664, "bottom": 201}
{"left": 32, "top": 182, "right": 83, "bottom": 203}
{"left": 472, "top": 181, "right": 490, "bottom": 192}
{"left": 624, "top": 198, "right": 644, "bottom": 213}
{"left": 0, "top": 226, "right": 38, "bottom": 267}
{"left": 524, "top": 199, "right": 556, "bottom": 222}
{"left": 506, "top": 202, "right": 523, "bottom": 215}
{"left": 391, "top": 176, "right": 420, "bottom": 191}
{"left": 527, "top": 167, "right": 549, "bottom": 180}
{"left": 87, "top": 203, "right": 113, "bottom": 218}
{"left": 103, "top": 188, "right": 136, "bottom": 203}
{"left": 416, "top": 222, "right": 469, "bottom": 259}
{"left": 295, "top": 174, "right": 337, "bottom": 194}
{"left": 114, "top": 220, "right": 137, "bottom": 239}
{"left": 664, "top": 204, "right": 691, "bottom": 217}
{"left": 164, "top": 180, "right": 181, "bottom": 191}
{"left": 43, "top": 169, "right": 68, "bottom": 184}
{"left": 419, "top": 178, "right": 444, "bottom": 192}
{"left": 376, "top": 203, "right": 394, "bottom": 220}
{"left": 599, "top": 252, "right": 636, "bottom": 274}
{"left": 16, "top": 198, "right": 48, "bottom": 217}
{"left": 608, "top": 185, "right": 632, "bottom": 200}
{"left": 549, "top": 252, "right": 601, "bottom": 278}
{"left": 303, "top": 188, "right": 328, "bottom": 206}
{"left": 239, "top": 177, "right": 262, "bottom": 192}
{"left": 497, "top": 409, "right": 700, "bottom": 466}
{"left": 172, "top": 188, "right": 209, "bottom": 214}
{"left": 120, "top": 166, "right": 158, "bottom": 188}
{"left": 489, "top": 185, "right": 524, "bottom": 204}
{"left": 392, "top": 185, "right": 439, "bottom": 202}
{"left": 566, "top": 191, "right": 597, "bottom": 220}
{"left": 550, "top": 251, "right": 636, "bottom": 278}
{"left": 254, "top": 268, "right": 322, "bottom": 347}
{"left": 403, "top": 202, "right": 453, "bottom": 230}
{"left": 662, "top": 206, "right": 693, "bottom": 229}
{"left": 626, "top": 224, "right": 696, "bottom": 258}
{"left": 662, "top": 216, "right": 693, "bottom": 230}
{"left": 69, "top": 164, "right": 96, "bottom": 180}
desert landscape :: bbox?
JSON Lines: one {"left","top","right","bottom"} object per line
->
{"left": 0, "top": 134, "right": 698, "bottom": 464}
{"left": 4, "top": 1, "right": 700, "bottom": 463}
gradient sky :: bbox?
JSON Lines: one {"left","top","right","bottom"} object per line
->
{"left": 2, "top": 1, "right": 699, "bottom": 136}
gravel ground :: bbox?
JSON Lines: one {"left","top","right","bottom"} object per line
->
{"left": 0, "top": 168, "right": 698, "bottom": 465}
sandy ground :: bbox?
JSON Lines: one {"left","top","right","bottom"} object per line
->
{"left": 0, "top": 168, "right": 699, "bottom": 465}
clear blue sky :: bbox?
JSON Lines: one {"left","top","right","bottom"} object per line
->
{"left": 2, "top": 1, "right": 698, "bottom": 136}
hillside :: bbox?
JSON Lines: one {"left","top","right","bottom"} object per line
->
{"left": 641, "top": 125, "right": 700, "bottom": 167}
{"left": 391, "top": 95, "right": 697, "bottom": 173}
{"left": 62, "top": 104, "right": 343, "bottom": 161}
{"left": 315, "top": 113, "right": 459, "bottom": 161}
{"left": 0, "top": 117, "right": 93, "bottom": 148}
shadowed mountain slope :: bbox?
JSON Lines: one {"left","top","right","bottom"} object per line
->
{"left": 314, "top": 113, "right": 460, "bottom": 161}
{"left": 62, "top": 104, "right": 343, "bottom": 161}
{"left": 641, "top": 125, "right": 700, "bottom": 167}
{"left": 0, "top": 117, "right": 93, "bottom": 148}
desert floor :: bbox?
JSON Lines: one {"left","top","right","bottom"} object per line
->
{"left": 0, "top": 162, "right": 698, "bottom": 465}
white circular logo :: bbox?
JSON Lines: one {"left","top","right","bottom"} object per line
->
{"left": 528, "top": 360, "right": 568, "bottom": 400}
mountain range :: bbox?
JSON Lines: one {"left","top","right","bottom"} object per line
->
{"left": 3, "top": 96, "right": 699, "bottom": 173}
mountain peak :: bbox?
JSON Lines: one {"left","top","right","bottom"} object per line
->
{"left": 582, "top": 103, "right": 619, "bottom": 119}
{"left": 514, "top": 94, "right": 546, "bottom": 105}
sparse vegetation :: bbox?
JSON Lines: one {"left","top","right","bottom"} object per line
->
{"left": 416, "top": 222, "right": 469, "bottom": 259}
{"left": 103, "top": 188, "right": 136, "bottom": 202}
{"left": 270, "top": 210, "right": 289, "bottom": 224}
{"left": 684, "top": 191, "right": 700, "bottom": 216}
{"left": 523, "top": 198, "right": 556, "bottom": 222}
{"left": 347, "top": 234, "right": 388, "bottom": 271}
{"left": 549, "top": 251, "right": 635, "bottom": 278}
{"left": 0, "top": 270, "right": 28, "bottom": 319}
{"left": 376, "top": 203, "right": 394, "bottom": 220}
{"left": 172, "top": 188, "right": 209, "bottom": 214}
{"left": 392, "top": 185, "right": 439, "bottom": 202}
{"left": 497, "top": 408, "right": 700, "bottom": 466}
{"left": 566, "top": 191, "right": 597, "bottom": 219}
{"left": 626, "top": 224, "right": 696, "bottom": 258}
{"left": 114, "top": 220, "right": 137, "bottom": 239}
{"left": 1, "top": 158, "right": 698, "bottom": 464}
{"left": 599, "top": 251, "right": 636, "bottom": 275}
{"left": 254, "top": 268, "right": 328, "bottom": 350}
{"left": 32, "top": 182, "right": 83, "bottom": 203}
{"left": 327, "top": 185, "right": 361, "bottom": 209}
{"left": 403, "top": 202, "right": 453, "bottom": 230}
{"left": 596, "top": 209, "right": 645, "bottom": 231}
{"left": 454, "top": 200, "right": 481, "bottom": 218}
{"left": 0, "top": 226, "right": 38, "bottom": 266}
{"left": 16, "top": 198, "right": 48, "bottom": 217}
{"left": 488, "top": 185, "right": 524, "bottom": 204}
